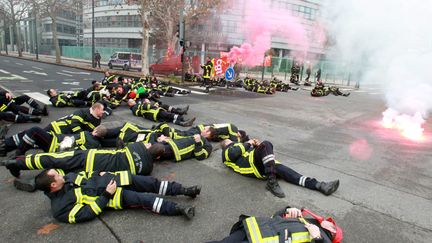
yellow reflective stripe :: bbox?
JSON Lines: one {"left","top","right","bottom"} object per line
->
{"left": 224, "top": 162, "right": 255, "bottom": 174}
{"left": 124, "top": 148, "right": 136, "bottom": 174}
{"left": 197, "top": 124, "right": 205, "bottom": 132}
{"left": 25, "top": 155, "right": 34, "bottom": 169}
{"left": 291, "top": 232, "right": 311, "bottom": 243}
{"left": 72, "top": 127, "right": 81, "bottom": 132}
{"left": 224, "top": 149, "right": 231, "bottom": 162}
{"left": 74, "top": 174, "right": 85, "bottom": 185}
{"left": 68, "top": 204, "right": 84, "bottom": 223}
{"left": 115, "top": 171, "right": 130, "bottom": 185}
{"left": 51, "top": 122, "right": 61, "bottom": 134}
{"left": 108, "top": 187, "right": 123, "bottom": 209}
{"left": 179, "top": 144, "right": 195, "bottom": 155}
{"left": 72, "top": 115, "right": 96, "bottom": 130}
{"left": 194, "top": 149, "right": 208, "bottom": 158}
{"left": 235, "top": 143, "right": 246, "bottom": 155}
{"left": 227, "top": 124, "right": 237, "bottom": 137}
{"left": 167, "top": 140, "right": 181, "bottom": 161}
{"left": 245, "top": 217, "right": 279, "bottom": 243}
{"left": 49, "top": 135, "right": 58, "bottom": 152}
{"left": 85, "top": 150, "right": 96, "bottom": 172}
{"left": 89, "top": 201, "right": 102, "bottom": 215}
{"left": 75, "top": 132, "right": 85, "bottom": 146}
{"left": 34, "top": 154, "right": 43, "bottom": 169}
{"left": 55, "top": 169, "right": 65, "bottom": 175}
{"left": 48, "top": 151, "right": 75, "bottom": 159}
{"left": 0, "top": 104, "right": 7, "bottom": 111}
{"left": 248, "top": 150, "right": 264, "bottom": 179}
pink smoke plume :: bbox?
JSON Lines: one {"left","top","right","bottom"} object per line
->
{"left": 228, "top": 0, "right": 321, "bottom": 66}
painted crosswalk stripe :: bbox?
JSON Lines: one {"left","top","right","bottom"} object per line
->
{"left": 15, "top": 63, "right": 24, "bottom": 66}
{"left": 57, "top": 72, "right": 73, "bottom": 77}
{"left": 24, "top": 92, "right": 51, "bottom": 105}
{"left": 32, "top": 66, "right": 44, "bottom": 70}
{"left": 0, "top": 69, "right": 11, "bottom": 74}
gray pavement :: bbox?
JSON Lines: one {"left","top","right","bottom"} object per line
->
{"left": 0, "top": 55, "right": 431, "bottom": 242}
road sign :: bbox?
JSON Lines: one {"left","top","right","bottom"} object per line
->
{"left": 225, "top": 67, "right": 235, "bottom": 81}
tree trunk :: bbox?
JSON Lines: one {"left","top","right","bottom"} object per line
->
{"left": 140, "top": 12, "right": 150, "bottom": 76}
{"left": 165, "top": 20, "right": 178, "bottom": 56}
{"left": 3, "top": 25, "right": 8, "bottom": 55}
{"left": 50, "top": 16, "right": 61, "bottom": 63}
{"left": 14, "top": 22, "right": 23, "bottom": 57}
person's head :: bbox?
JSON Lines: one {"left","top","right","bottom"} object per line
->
{"left": 46, "top": 89, "right": 57, "bottom": 97}
{"left": 35, "top": 169, "right": 65, "bottom": 193}
{"left": 200, "top": 126, "right": 217, "bottom": 140}
{"left": 206, "top": 56, "right": 211, "bottom": 62}
{"left": 104, "top": 71, "right": 110, "bottom": 77}
{"left": 237, "top": 130, "right": 249, "bottom": 143}
{"left": 92, "top": 125, "right": 107, "bottom": 137}
{"left": 90, "top": 102, "right": 105, "bottom": 119}
{"left": 147, "top": 143, "right": 165, "bottom": 160}
{"left": 220, "top": 139, "right": 233, "bottom": 149}
{"left": 116, "top": 85, "right": 124, "bottom": 94}
{"left": 127, "top": 99, "right": 136, "bottom": 107}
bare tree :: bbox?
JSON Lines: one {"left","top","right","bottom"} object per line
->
{"left": 35, "top": 0, "right": 81, "bottom": 63}
{"left": 0, "top": 0, "right": 32, "bottom": 57}
{"left": 0, "top": 3, "right": 10, "bottom": 54}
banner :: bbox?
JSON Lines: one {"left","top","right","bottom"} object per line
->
{"left": 212, "top": 57, "right": 229, "bottom": 76}
{"left": 264, "top": 55, "right": 272, "bottom": 67}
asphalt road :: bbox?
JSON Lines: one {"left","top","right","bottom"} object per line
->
{"left": 0, "top": 55, "right": 431, "bottom": 243}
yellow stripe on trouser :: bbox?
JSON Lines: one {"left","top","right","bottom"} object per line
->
{"left": 25, "top": 156, "right": 34, "bottom": 169}
{"left": 248, "top": 151, "right": 264, "bottom": 179}
{"left": 224, "top": 162, "right": 255, "bottom": 174}
{"left": 85, "top": 150, "right": 96, "bottom": 172}
{"left": 245, "top": 217, "right": 279, "bottom": 243}
{"left": 34, "top": 154, "right": 44, "bottom": 169}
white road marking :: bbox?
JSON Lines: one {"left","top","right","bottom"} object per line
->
{"left": 61, "top": 81, "right": 80, "bottom": 86}
{"left": 15, "top": 90, "right": 31, "bottom": 92}
{"left": 83, "top": 78, "right": 93, "bottom": 81}
{"left": 57, "top": 72, "right": 73, "bottom": 77}
{"left": 32, "top": 66, "right": 44, "bottom": 70}
{"left": 190, "top": 90, "right": 208, "bottom": 95}
{"left": 62, "top": 70, "right": 91, "bottom": 75}
{"left": 15, "top": 63, "right": 23, "bottom": 66}
{"left": 0, "top": 74, "right": 27, "bottom": 80}
{"left": 23, "top": 70, "right": 47, "bottom": 76}
{"left": 24, "top": 92, "right": 51, "bottom": 105}
{"left": 0, "top": 69, "right": 11, "bottom": 74}
{"left": 20, "top": 80, "right": 34, "bottom": 83}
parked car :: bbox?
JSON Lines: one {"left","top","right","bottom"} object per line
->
{"left": 149, "top": 56, "right": 182, "bottom": 75}
{"left": 108, "top": 52, "right": 142, "bottom": 71}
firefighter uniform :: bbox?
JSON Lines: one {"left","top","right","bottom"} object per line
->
{"left": 8, "top": 142, "right": 153, "bottom": 177}
{"left": 201, "top": 60, "right": 213, "bottom": 90}
{"left": 45, "top": 108, "right": 101, "bottom": 135}
{"left": 102, "top": 122, "right": 169, "bottom": 147}
{"left": 161, "top": 136, "right": 212, "bottom": 162}
{"left": 130, "top": 102, "right": 186, "bottom": 125}
{"left": 209, "top": 208, "right": 333, "bottom": 243}
{"left": 47, "top": 171, "right": 185, "bottom": 224}
{"left": 2, "top": 127, "right": 101, "bottom": 156}
{"left": 0, "top": 112, "right": 41, "bottom": 123}
{"left": 0, "top": 92, "right": 46, "bottom": 116}
{"left": 169, "top": 123, "right": 241, "bottom": 142}
{"left": 49, "top": 91, "right": 88, "bottom": 107}
{"left": 222, "top": 141, "right": 319, "bottom": 190}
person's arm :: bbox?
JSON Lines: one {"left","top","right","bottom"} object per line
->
{"left": 193, "top": 135, "right": 212, "bottom": 160}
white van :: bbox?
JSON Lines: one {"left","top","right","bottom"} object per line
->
{"left": 107, "top": 52, "right": 142, "bottom": 71}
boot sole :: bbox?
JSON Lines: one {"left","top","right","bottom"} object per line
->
{"left": 265, "top": 184, "right": 286, "bottom": 198}
{"left": 14, "top": 179, "right": 36, "bottom": 192}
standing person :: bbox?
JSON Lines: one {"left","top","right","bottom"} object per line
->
{"left": 94, "top": 51, "right": 101, "bottom": 68}
{"left": 201, "top": 57, "right": 213, "bottom": 93}
{"left": 316, "top": 68, "right": 322, "bottom": 83}
{"left": 305, "top": 64, "right": 312, "bottom": 86}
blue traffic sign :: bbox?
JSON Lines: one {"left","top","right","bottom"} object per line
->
{"left": 225, "top": 67, "right": 235, "bottom": 81}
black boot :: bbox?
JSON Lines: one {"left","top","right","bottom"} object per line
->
{"left": 343, "top": 93, "right": 350, "bottom": 97}
{"left": 182, "top": 185, "right": 201, "bottom": 198}
{"left": 316, "top": 180, "right": 340, "bottom": 196}
{"left": 42, "top": 105, "right": 49, "bottom": 116}
{"left": 14, "top": 178, "right": 36, "bottom": 192}
{"left": 176, "top": 204, "right": 195, "bottom": 220}
{"left": 266, "top": 177, "right": 285, "bottom": 198}
{"left": 176, "top": 105, "right": 189, "bottom": 115}
{"left": 175, "top": 117, "right": 195, "bottom": 127}
{"left": 0, "top": 139, "right": 7, "bottom": 157}
{"left": 0, "top": 125, "right": 9, "bottom": 139}
{"left": 2, "top": 160, "right": 21, "bottom": 177}
{"left": 29, "top": 115, "right": 42, "bottom": 123}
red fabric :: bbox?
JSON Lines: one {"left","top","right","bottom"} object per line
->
{"left": 301, "top": 208, "right": 343, "bottom": 243}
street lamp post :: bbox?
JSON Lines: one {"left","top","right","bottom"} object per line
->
{"left": 33, "top": 6, "right": 38, "bottom": 60}
{"left": 91, "top": 0, "right": 95, "bottom": 68}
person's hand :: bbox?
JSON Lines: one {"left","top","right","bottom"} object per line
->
{"left": 157, "top": 135, "right": 169, "bottom": 142}
{"left": 252, "top": 139, "right": 261, "bottom": 146}
{"left": 154, "top": 102, "right": 159, "bottom": 107}
{"left": 106, "top": 179, "right": 117, "bottom": 195}
{"left": 144, "top": 98, "right": 150, "bottom": 103}
{"left": 99, "top": 172, "right": 106, "bottom": 176}
{"left": 193, "top": 134, "right": 201, "bottom": 143}
{"left": 246, "top": 139, "right": 255, "bottom": 145}
{"left": 285, "top": 208, "right": 302, "bottom": 218}
{"left": 5, "top": 92, "right": 13, "bottom": 100}
{"left": 304, "top": 224, "right": 321, "bottom": 239}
